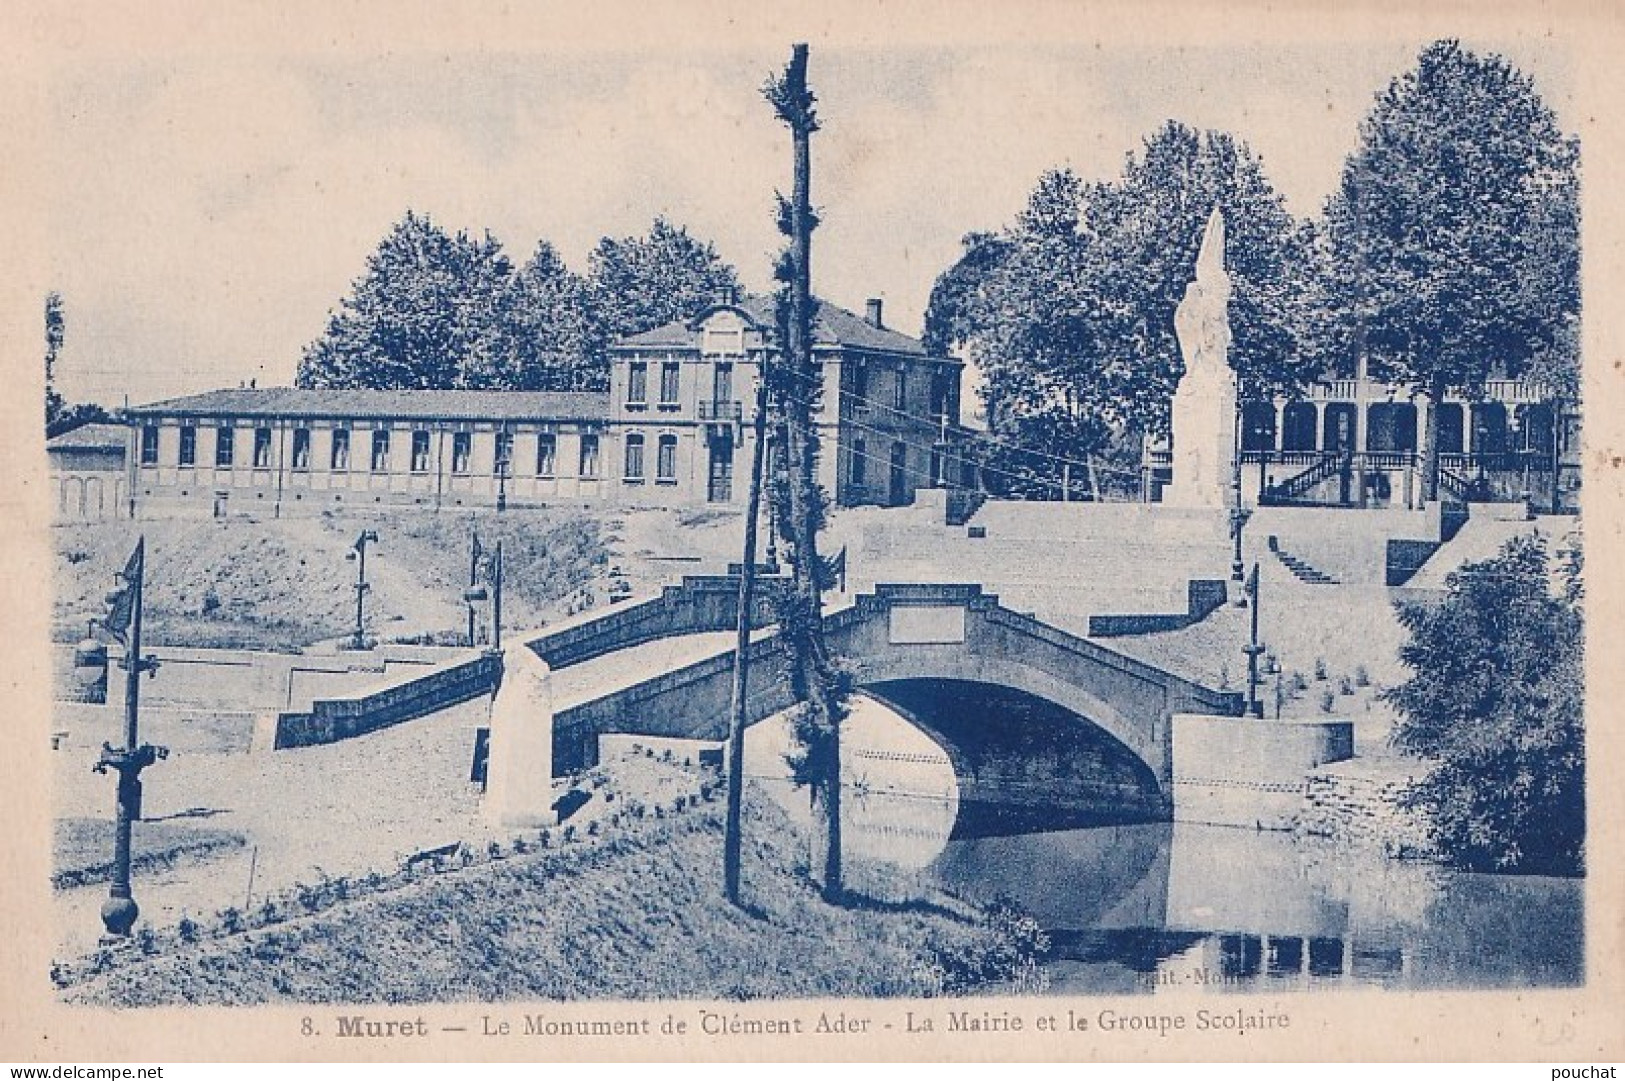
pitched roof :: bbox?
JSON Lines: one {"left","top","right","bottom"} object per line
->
{"left": 128, "top": 388, "right": 610, "bottom": 422}
{"left": 616, "top": 294, "right": 938, "bottom": 358}
{"left": 47, "top": 422, "right": 128, "bottom": 451}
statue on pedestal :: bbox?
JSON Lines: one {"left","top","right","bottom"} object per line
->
{"left": 1165, "top": 207, "right": 1237, "bottom": 509}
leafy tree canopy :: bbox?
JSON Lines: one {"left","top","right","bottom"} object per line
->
{"left": 1386, "top": 532, "right": 1584, "bottom": 876}
{"left": 587, "top": 217, "right": 742, "bottom": 353}
{"left": 298, "top": 212, "right": 739, "bottom": 393}
{"left": 924, "top": 123, "right": 1320, "bottom": 494}
{"left": 1322, "top": 39, "right": 1579, "bottom": 398}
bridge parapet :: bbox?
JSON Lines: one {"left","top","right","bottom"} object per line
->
{"left": 528, "top": 573, "right": 782, "bottom": 669}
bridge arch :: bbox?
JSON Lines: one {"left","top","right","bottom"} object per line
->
{"left": 844, "top": 648, "right": 1162, "bottom": 786}
{"left": 855, "top": 677, "right": 1167, "bottom": 828}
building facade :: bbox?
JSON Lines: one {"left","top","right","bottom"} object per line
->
{"left": 47, "top": 422, "right": 129, "bottom": 520}
{"left": 1149, "top": 377, "right": 1580, "bottom": 511}
{"left": 119, "top": 295, "right": 967, "bottom": 516}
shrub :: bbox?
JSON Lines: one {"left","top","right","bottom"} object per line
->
{"left": 177, "top": 916, "right": 199, "bottom": 943}
{"left": 1387, "top": 534, "right": 1584, "bottom": 876}
{"left": 217, "top": 907, "right": 244, "bottom": 934}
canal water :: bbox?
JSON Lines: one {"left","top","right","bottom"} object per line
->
{"left": 749, "top": 696, "right": 1584, "bottom": 994}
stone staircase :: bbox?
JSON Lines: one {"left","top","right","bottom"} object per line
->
{"left": 834, "top": 501, "right": 1232, "bottom": 637}
{"left": 1267, "top": 535, "right": 1340, "bottom": 585}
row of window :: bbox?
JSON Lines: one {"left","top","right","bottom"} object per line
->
{"left": 621, "top": 359, "right": 957, "bottom": 423}
{"left": 141, "top": 425, "right": 683, "bottom": 482}
{"left": 839, "top": 364, "right": 956, "bottom": 417}
{"left": 625, "top": 361, "right": 732, "bottom": 408}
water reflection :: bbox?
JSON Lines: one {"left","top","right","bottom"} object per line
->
{"left": 748, "top": 706, "right": 1582, "bottom": 993}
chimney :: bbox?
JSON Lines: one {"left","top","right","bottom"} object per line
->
{"left": 719, "top": 285, "right": 739, "bottom": 306}
{"left": 865, "top": 297, "right": 884, "bottom": 329}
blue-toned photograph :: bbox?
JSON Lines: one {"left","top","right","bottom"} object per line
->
{"left": 41, "top": 29, "right": 1583, "bottom": 1009}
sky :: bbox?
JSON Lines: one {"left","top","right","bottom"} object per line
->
{"left": 37, "top": 20, "right": 1574, "bottom": 408}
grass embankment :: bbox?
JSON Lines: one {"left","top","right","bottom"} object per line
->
{"left": 59, "top": 791, "right": 1046, "bottom": 1006}
{"left": 53, "top": 817, "right": 247, "bottom": 890}
{"left": 53, "top": 508, "right": 610, "bottom": 651}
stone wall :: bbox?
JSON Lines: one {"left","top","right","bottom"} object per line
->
{"left": 1170, "top": 713, "right": 1354, "bottom": 829}
{"left": 273, "top": 651, "right": 501, "bottom": 749}
{"left": 1295, "top": 757, "right": 1436, "bottom": 859}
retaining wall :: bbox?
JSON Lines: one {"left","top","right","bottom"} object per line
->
{"left": 1170, "top": 713, "right": 1354, "bottom": 829}
{"left": 273, "top": 651, "right": 501, "bottom": 749}
{"left": 1295, "top": 757, "right": 1436, "bottom": 858}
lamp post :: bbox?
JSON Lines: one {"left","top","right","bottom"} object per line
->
{"left": 1242, "top": 562, "right": 1265, "bottom": 718}
{"left": 467, "top": 531, "right": 483, "bottom": 648}
{"left": 86, "top": 538, "right": 166, "bottom": 937}
{"left": 462, "top": 537, "right": 503, "bottom": 652}
{"left": 347, "top": 529, "right": 379, "bottom": 650}
{"left": 495, "top": 433, "right": 511, "bottom": 513}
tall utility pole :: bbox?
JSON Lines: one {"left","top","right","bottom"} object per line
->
{"left": 491, "top": 539, "right": 504, "bottom": 652}
{"left": 724, "top": 376, "right": 771, "bottom": 906}
{"left": 93, "top": 538, "right": 166, "bottom": 937}
{"left": 468, "top": 531, "right": 484, "bottom": 648}
{"left": 765, "top": 43, "right": 846, "bottom": 901}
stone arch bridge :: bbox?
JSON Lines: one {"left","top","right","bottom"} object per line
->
{"left": 484, "top": 576, "right": 1242, "bottom": 827}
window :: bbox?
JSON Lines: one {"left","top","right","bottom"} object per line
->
{"left": 140, "top": 426, "right": 159, "bottom": 465}
{"left": 852, "top": 437, "right": 867, "bottom": 485}
{"left": 845, "top": 363, "right": 869, "bottom": 405}
{"left": 657, "top": 434, "right": 677, "bottom": 482}
{"left": 253, "top": 427, "right": 272, "bottom": 469}
{"left": 371, "top": 429, "right": 390, "bottom": 472}
{"left": 536, "top": 434, "right": 557, "bottom": 477}
{"left": 452, "top": 432, "right": 471, "bottom": 474}
{"left": 930, "top": 372, "right": 948, "bottom": 420}
{"left": 624, "top": 433, "right": 645, "bottom": 481}
{"left": 660, "top": 362, "right": 681, "bottom": 406}
{"left": 494, "top": 431, "right": 513, "bottom": 475}
{"left": 215, "top": 426, "right": 234, "bottom": 467}
{"left": 627, "top": 362, "right": 648, "bottom": 406}
{"left": 579, "top": 434, "right": 600, "bottom": 478}
{"left": 893, "top": 368, "right": 907, "bottom": 412}
{"left": 411, "top": 430, "right": 431, "bottom": 473}
{"left": 330, "top": 428, "right": 350, "bottom": 471}
{"left": 178, "top": 425, "right": 197, "bottom": 467}
{"left": 713, "top": 363, "right": 733, "bottom": 406}
{"left": 292, "top": 429, "right": 311, "bottom": 471}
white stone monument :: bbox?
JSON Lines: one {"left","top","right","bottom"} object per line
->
{"left": 1165, "top": 207, "right": 1238, "bottom": 509}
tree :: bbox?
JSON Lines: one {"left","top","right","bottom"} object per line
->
{"left": 45, "top": 291, "right": 65, "bottom": 430}
{"left": 586, "top": 217, "right": 741, "bottom": 363}
{"left": 298, "top": 211, "right": 519, "bottom": 390}
{"left": 500, "top": 241, "right": 601, "bottom": 391}
{"left": 1385, "top": 533, "right": 1584, "bottom": 876}
{"left": 927, "top": 123, "right": 1317, "bottom": 496}
{"left": 764, "top": 44, "right": 851, "bottom": 902}
{"left": 1323, "top": 40, "right": 1579, "bottom": 500}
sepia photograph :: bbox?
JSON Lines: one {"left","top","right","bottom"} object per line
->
{"left": 2, "top": 0, "right": 1620, "bottom": 1064}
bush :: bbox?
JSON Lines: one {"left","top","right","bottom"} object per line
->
{"left": 1387, "top": 534, "right": 1584, "bottom": 876}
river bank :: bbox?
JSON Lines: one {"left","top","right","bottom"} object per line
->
{"left": 57, "top": 783, "right": 1048, "bottom": 1006}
